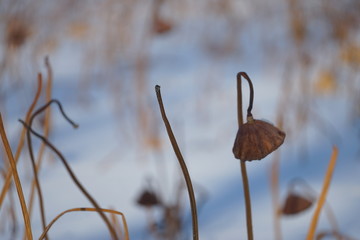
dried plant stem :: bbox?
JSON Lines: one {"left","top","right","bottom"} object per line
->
{"left": 270, "top": 116, "right": 284, "bottom": 240}
{"left": 306, "top": 146, "right": 338, "bottom": 240}
{"left": 0, "top": 114, "right": 33, "bottom": 240}
{"left": 110, "top": 208, "right": 124, "bottom": 238}
{"left": 270, "top": 151, "right": 282, "bottom": 240}
{"left": 39, "top": 207, "right": 129, "bottom": 240}
{"left": 0, "top": 74, "right": 42, "bottom": 210}
{"left": 25, "top": 113, "right": 48, "bottom": 239}
{"left": 27, "top": 56, "right": 53, "bottom": 220}
{"left": 155, "top": 85, "right": 199, "bottom": 240}
{"left": 26, "top": 58, "right": 53, "bottom": 240}
{"left": 236, "top": 72, "right": 254, "bottom": 240}
{"left": 19, "top": 99, "right": 118, "bottom": 240}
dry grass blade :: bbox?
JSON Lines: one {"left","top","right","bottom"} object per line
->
{"left": 110, "top": 208, "right": 125, "bottom": 239}
{"left": 38, "top": 207, "right": 129, "bottom": 240}
{"left": 0, "top": 74, "right": 42, "bottom": 210}
{"left": 155, "top": 85, "right": 199, "bottom": 240}
{"left": 19, "top": 99, "right": 118, "bottom": 240}
{"left": 0, "top": 114, "right": 33, "bottom": 240}
{"left": 306, "top": 146, "right": 338, "bottom": 240}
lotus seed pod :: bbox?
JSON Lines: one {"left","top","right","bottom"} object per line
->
{"left": 232, "top": 116, "right": 285, "bottom": 161}
{"left": 137, "top": 190, "right": 160, "bottom": 207}
{"left": 281, "top": 193, "right": 313, "bottom": 215}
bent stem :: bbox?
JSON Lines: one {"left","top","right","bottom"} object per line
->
{"left": 155, "top": 85, "right": 199, "bottom": 240}
{"left": 39, "top": 207, "right": 129, "bottom": 240}
{"left": 237, "top": 72, "right": 254, "bottom": 240}
{"left": 19, "top": 100, "right": 118, "bottom": 240}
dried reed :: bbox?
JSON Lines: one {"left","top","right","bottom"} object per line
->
{"left": 39, "top": 207, "right": 129, "bottom": 240}
{"left": 0, "top": 114, "right": 33, "bottom": 240}
{"left": 306, "top": 146, "right": 338, "bottom": 240}
{"left": 19, "top": 99, "right": 118, "bottom": 240}
{"left": 0, "top": 74, "right": 42, "bottom": 209}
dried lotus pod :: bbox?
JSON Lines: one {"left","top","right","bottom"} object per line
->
{"left": 233, "top": 116, "right": 285, "bottom": 161}
{"left": 153, "top": 18, "right": 173, "bottom": 34}
{"left": 137, "top": 190, "right": 160, "bottom": 207}
{"left": 233, "top": 72, "right": 285, "bottom": 161}
{"left": 281, "top": 193, "right": 313, "bottom": 215}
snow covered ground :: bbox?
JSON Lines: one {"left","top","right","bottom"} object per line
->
{"left": 1, "top": 1, "right": 360, "bottom": 240}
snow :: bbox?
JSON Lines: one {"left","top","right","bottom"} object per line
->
{"left": 1, "top": 1, "right": 360, "bottom": 240}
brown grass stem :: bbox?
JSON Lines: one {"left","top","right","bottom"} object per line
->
{"left": 155, "top": 85, "right": 199, "bottom": 240}
{"left": 236, "top": 72, "right": 254, "bottom": 240}
{"left": 39, "top": 207, "right": 129, "bottom": 240}
{"left": 25, "top": 97, "right": 48, "bottom": 240}
{"left": 19, "top": 99, "right": 118, "bottom": 240}
{"left": 27, "top": 56, "right": 54, "bottom": 226}
{"left": 0, "top": 74, "right": 42, "bottom": 210}
{"left": 270, "top": 151, "right": 282, "bottom": 240}
{"left": 270, "top": 115, "right": 284, "bottom": 240}
{"left": 306, "top": 146, "right": 338, "bottom": 240}
{"left": 0, "top": 114, "right": 33, "bottom": 240}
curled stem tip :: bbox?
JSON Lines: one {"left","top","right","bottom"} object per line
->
{"left": 28, "top": 99, "right": 78, "bottom": 129}
{"left": 237, "top": 72, "right": 254, "bottom": 118}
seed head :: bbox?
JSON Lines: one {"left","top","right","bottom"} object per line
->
{"left": 281, "top": 193, "right": 313, "bottom": 215}
{"left": 233, "top": 116, "right": 285, "bottom": 161}
{"left": 136, "top": 189, "right": 160, "bottom": 207}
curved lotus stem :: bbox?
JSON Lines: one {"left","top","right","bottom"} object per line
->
{"left": 237, "top": 72, "right": 254, "bottom": 118}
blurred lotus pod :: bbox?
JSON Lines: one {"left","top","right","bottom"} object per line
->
{"left": 281, "top": 193, "right": 313, "bottom": 215}
{"left": 6, "top": 17, "right": 32, "bottom": 49}
{"left": 153, "top": 18, "right": 173, "bottom": 34}
{"left": 233, "top": 116, "right": 285, "bottom": 161}
{"left": 137, "top": 190, "right": 160, "bottom": 207}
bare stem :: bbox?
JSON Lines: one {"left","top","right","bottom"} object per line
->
{"left": 0, "top": 114, "right": 33, "bottom": 240}
{"left": 155, "top": 85, "right": 199, "bottom": 240}
{"left": 237, "top": 72, "right": 254, "bottom": 118}
{"left": 19, "top": 100, "right": 118, "bottom": 240}
{"left": 306, "top": 146, "right": 338, "bottom": 240}
{"left": 0, "top": 74, "right": 42, "bottom": 211}
{"left": 236, "top": 72, "right": 254, "bottom": 240}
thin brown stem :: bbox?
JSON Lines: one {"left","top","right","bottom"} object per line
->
{"left": 0, "top": 114, "right": 33, "bottom": 240}
{"left": 26, "top": 57, "right": 54, "bottom": 235}
{"left": 155, "top": 85, "right": 199, "bottom": 240}
{"left": 25, "top": 94, "right": 48, "bottom": 240}
{"left": 236, "top": 72, "right": 254, "bottom": 240}
{"left": 19, "top": 100, "right": 118, "bottom": 240}
{"left": 0, "top": 74, "right": 42, "bottom": 210}
{"left": 237, "top": 72, "right": 254, "bottom": 118}
{"left": 39, "top": 207, "right": 129, "bottom": 240}
{"left": 306, "top": 146, "right": 338, "bottom": 240}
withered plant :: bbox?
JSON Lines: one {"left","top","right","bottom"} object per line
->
{"left": 233, "top": 72, "right": 286, "bottom": 239}
{"left": 154, "top": 85, "right": 199, "bottom": 240}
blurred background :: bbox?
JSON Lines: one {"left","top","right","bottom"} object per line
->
{"left": 0, "top": 0, "right": 360, "bottom": 239}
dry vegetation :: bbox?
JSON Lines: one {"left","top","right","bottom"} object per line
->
{"left": 0, "top": 0, "right": 360, "bottom": 239}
